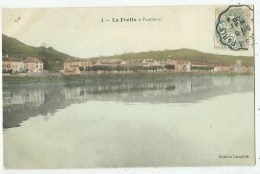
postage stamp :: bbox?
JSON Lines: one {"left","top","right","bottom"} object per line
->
{"left": 215, "top": 5, "right": 254, "bottom": 51}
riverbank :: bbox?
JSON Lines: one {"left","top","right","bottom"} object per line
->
{"left": 2, "top": 72, "right": 254, "bottom": 85}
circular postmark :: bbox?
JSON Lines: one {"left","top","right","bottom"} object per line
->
{"left": 216, "top": 5, "right": 254, "bottom": 51}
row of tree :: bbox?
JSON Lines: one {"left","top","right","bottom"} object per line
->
{"left": 191, "top": 66, "right": 214, "bottom": 71}
{"left": 80, "top": 64, "right": 176, "bottom": 72}
{"left": 3, "top": 68, "right": 30, "bottom": 74}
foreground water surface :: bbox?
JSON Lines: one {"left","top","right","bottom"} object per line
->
{"left": 3, "top": 75, "right": 255, "bottom": 168}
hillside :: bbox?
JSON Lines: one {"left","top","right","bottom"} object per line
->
{"left": 89, "top": 49, "right": 254, "bottom": 67}
{"left": 2, "top": 34, "right": 254, "bottom": 73}
{"left": 2, "top": 34, "right": 72, "bottom": 72}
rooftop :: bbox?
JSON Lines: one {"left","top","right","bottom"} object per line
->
{"left": 64, "top": 58, "right": 91, "bottom": 63}
{"left": 2, "top": 56, "right": 23, "bottom": 62}
{"left": 24, "top": 57, "right": 42, "bottom": 63}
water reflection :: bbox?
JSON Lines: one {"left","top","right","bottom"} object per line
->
{"left": 3, "top": 75, "right": 254, "bottom": 129}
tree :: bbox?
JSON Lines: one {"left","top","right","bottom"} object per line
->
{"left": 129, "top": 65, "right": 142, "bottom": 72}
{"left": 114, "top": 65, "right": 126, "bottom": 72}
{"left": 79, "top": 66, "right": 84, "bottom": 71}
{"left": 91, "top": 65, "right": 100, "bottom": 72}
{"left": 85, "top": 66, "right": 91, "bottom": 72}
{"left": 42, "top": 60, "right": 50, "bottom": 70}
{"left": 106, "top": 65, "right": 113, "bottom": 72}
{"left": 150, "top": 65, "right": 163, "bottom": 72}
{"left": 142, "top": 66, "right": 149, "bottom": 72}
{"left": 101, "top": 65, "right": 113, "bottom": 73}
{"left": 48, "top": 46, "right": 54, "bottom": 50}
{"left": 164, "top": 64, "right": 175, "bottom": 71}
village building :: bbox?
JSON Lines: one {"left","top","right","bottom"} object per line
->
{"left": 247, "top": 67, "right": 254, "bottom": 73}
{"left": 24, "top": 57, "right": 44, "bottom": 73}
{"left": 166, "top": 60, "right": 191, "bottom": 72}
{"left": 2, "top": 58, "right": 13, "bottom": 73}
{"left": 212, "top": 65, "right": 231, "bottom": 72}
{"left": 59, "top": 57, "right": 251, "bottom": 75}
{"left": 64, "top": 58, "right": 92, "bottom": 74}
{"left": 2, "top": 56, "right": 25, "bottom": 74}
{"left": 140, "top": 59, "right": 164, "bottom": 72}
{"left": 231, "top": 60, "right": 247, "bottom": 73}
{"left": 212, "top": 66, "right": 222, "bottom": 72}
{"left": 190, "top": 62, "right": 215, "bottom": 72}
{"left": 92, "top": 60, "right": 102, "bottom": 66}
{"left": 98, "top": 59, "right": 126, "bottom": 66}
{"left": 91, "top": 59, "right": 128, "bottom": 74}
{"left": 107, "top": 59, "right": 126, "bottom": 65}
{"left": 220, "top": 65, "right": 231, "bottom": 72}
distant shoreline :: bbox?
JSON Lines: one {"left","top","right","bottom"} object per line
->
{"left": 2, "top": 72, "right": 254, "bottom": 85}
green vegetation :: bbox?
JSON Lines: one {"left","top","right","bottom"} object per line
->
{"left": 2, "top": 34, "right": 71, "bottom": 72}
{"left": 164, "top": 64, "right": 175, "bottom": 70}
{"left": 191, "top": 66, "right": 215, "bottom": 71}
{"left": 2, "top": 34, "right": 254, "bottom": 73}
{"left": 85, "top": 64, "right": 165, "bottom": 73}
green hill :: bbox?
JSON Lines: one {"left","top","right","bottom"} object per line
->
{"left": 2, "top": 34, "right": 254, "bottom": 73}
{"left": 89, "top": 49, "right": 254, "bottom": 67}
{"left": 2, "top": 34, "right": 71, "bottom": 72}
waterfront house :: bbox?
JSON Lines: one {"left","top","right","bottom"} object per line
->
{"left": 231, "top": 60, "right": 247, "bottom": 73}
{"left": 2, "top": 56, "right": 25, "bottom": 74}
{"left": 190, "top": 62, "right": 215, "bottom": 72}
{"left": 64, "top": 58, "right": 92, "bottom": 74}
{"left": 92, "top": 59, "right": 127, "bottom": 74}
{"left": 212, "top": 66, "right": 222, "bottom": 72}
{"left": 24, "top": 57, "right": 44, "bottom": 73}
{"left": 99, "top": 59, "right": 126, "bottom": 66}
{"left": 247, "top": 67, "right": 254, "bottom": 73}
{"left": 11, "top": 61, "right": 25, "bottom": 73}
{"left": 2, "top": 57, "right": 13, "bottom": 73}
{"left": 220, "top": 65, "right": 231, "bottom": 72}
{"left": 166, "top": 60, "right": 191, "bottom": 72}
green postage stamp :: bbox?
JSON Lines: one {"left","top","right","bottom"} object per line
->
{"left": 215, "top": 5, "right": 254, "bottom": 51}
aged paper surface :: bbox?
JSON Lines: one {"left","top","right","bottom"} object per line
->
{"left": 2, "top": 5, "right": 255, "bottom": 168}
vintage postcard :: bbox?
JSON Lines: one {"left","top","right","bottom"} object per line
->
{"left": 2, "top": 5, "right": 255, "bottom": 168}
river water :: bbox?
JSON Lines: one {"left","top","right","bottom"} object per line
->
{"left": 3, "top": 75, "right": 255, "bottom": 168}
